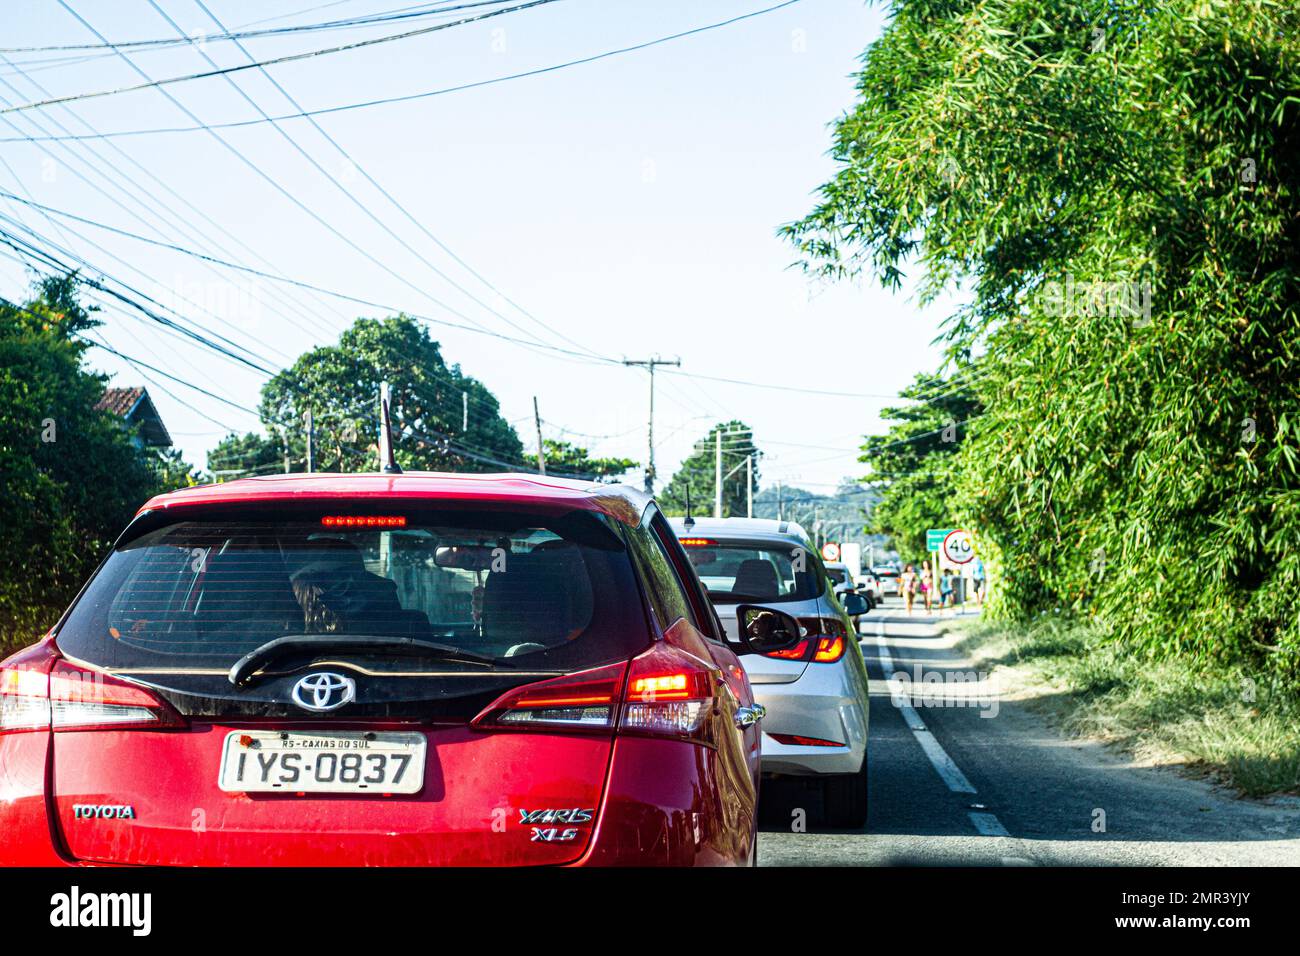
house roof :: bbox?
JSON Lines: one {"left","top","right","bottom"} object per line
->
{"left": 95, "top": 386, "right": 145, "bottom": 418}
{"left": 95, "top": 386, "right": 172, "bottom": 448}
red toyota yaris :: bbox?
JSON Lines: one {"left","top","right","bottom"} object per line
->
{"left": 0, "top": 473, "right": 800, "bottom": 866}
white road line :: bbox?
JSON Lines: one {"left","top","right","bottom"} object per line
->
{"left": 872, "top": 610, "right": 1026, "bottom": 863}
{"left": 969, "top": 811, "right": 1009, "bottom": 837}
{"left": 873, "top": 624, "right": 976, "bottom": 794}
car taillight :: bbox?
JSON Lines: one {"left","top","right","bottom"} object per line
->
{"left": 47, "top": 661, "right": 186, "bottom": 731}
{"left": 763, "top": 639, "right": 811, "bottom": 661}
{"left": 769, "top": 733, "right": 844, "bottom": 747}
{"left": 799, "top": 617, "right": 849, "bottom": 663}
{"left": 474, "top": 643, "right": 720, "bottom": 744}
{"left": 813, "top": 636, "right": 846, "bottom": 662}
{"left": 0, "top": 638, "right": 58, "bottom": 734}
{"left": 621, "top": 641, "right": 716, "bottom": 741}
{"left": 3, "top": 639, "right": 185, "bottom": 735}
{"left": 472, "top": 659, "right": 627, "bottom": 732}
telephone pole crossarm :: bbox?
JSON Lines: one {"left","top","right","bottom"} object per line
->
{"left": 622, "top": 356, "right": 681, "bottom": 495}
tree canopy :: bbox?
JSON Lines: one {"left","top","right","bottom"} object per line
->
{"left": 860, "top": 372, "right": 980, "bottom": 563}
{"left": 541, "top": 439, "right": 637, "bottom": 482}
{"left": 787, "top": 0, "right": 1300, "bottom": 681}
{"left": 256, "top": 316, "right": 525, "bottom": 473}
{"left": 659, "top": 421, "right": 760, "bottom": 518}
{"left": 0, "top": 276, "right": 173, "bottom": 647}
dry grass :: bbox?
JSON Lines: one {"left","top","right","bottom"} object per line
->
{"left": 951, "top": 616, "right": 1300, "bottom": 797}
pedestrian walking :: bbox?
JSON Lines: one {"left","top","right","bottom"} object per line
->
{"left": 920, "top": 561, "right": 934, "bottom": 613}
{"left": 900, "top": 564, "right": 918, "bottom": 615}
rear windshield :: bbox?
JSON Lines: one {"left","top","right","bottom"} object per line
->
{"left": 57, "top": 505, "right": 650, "bottom": 672}
{"left": 825, "top": 566, "right": 848, "bottom": 585}
{"left": 679, "top": 539, "right": 820, "bottom": 604}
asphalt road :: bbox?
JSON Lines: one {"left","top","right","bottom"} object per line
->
{"left": 758, "top": 598, "right": 1300, "bottom": 866}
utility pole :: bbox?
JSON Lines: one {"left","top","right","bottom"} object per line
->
{"left": 714, "top": 429, "right": 723, "bottom": 518}
{"left": 532, "top": 396, "right": 546, "bottom": 475}
{"left": 304, "top": 409, "right": 314, "bottom": 473}
{"left": 746, "top": 454, "right": 753, "bottom": 518}
{"left": 462, "top": 391, "right": 468, "bottom": 432}
{"left": 622, "top": 356, "right": 680, "bottom": 494}
{"left": 777, "top": 480, "right": 784, "bottom": 521}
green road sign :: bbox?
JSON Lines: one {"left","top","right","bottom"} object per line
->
{"left": 926, "top": 528, "right": 954, "bottom": 551}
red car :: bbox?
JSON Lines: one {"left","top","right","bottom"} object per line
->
{"left": 0, "top": 473, "right": 799, "bottom": 866}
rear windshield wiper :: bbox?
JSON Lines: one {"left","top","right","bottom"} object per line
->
{"left": 229, "top": 635, "right": 504, "bottom": 687}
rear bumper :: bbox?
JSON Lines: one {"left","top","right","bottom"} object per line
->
{"left": 753, "top": 661, "right": 868, "bottom": 777}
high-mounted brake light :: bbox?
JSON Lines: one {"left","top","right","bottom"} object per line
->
{"left": 678, "top": 538, "right": 717, "bottom": 547}
{"left": 321, "top": 515, "right": 407, "bottom": 528}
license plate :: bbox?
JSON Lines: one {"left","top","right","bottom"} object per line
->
{"left": 218, "top": 730, "right": 426, "bottom": 794}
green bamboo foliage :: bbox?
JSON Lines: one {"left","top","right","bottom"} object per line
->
{"left": 786, "top": 0, "right": 1300, "bottom": 681}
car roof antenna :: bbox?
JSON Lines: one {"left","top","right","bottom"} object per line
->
{"left": 378, "top": 381, "right": 403, "bottom": 474}
{"left": 683, "top": 484, "right": 695, "bottom": 532}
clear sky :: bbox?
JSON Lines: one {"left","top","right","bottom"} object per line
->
{"left": 0, "top": 0, "right": 957, "bottom": 493}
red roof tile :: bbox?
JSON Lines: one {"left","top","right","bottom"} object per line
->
{"left": 95, "top": 386, "right": 144, "bottom": 418}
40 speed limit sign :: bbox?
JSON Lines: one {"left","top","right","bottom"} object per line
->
{"left": 941, "top": 529, "right": 974, "bottom": 564}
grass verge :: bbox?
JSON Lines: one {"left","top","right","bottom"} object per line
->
{"left": 948, "top": 615, "right": 1300, "bottom": 798}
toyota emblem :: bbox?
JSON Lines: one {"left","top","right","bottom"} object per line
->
{"left": 291, "top": 672, "right": 356, "bottom": 712}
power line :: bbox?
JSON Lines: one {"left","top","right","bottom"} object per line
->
{"left": 0, "top": 223, "right": 278, "bottom": 375}
{"left": 1, "top": 0, "right": 561, "bottom": 115}
{"left": 183, "top": 0, "right": 594, "bottom": 360}
{"left": 0, "top": 2, "right": 521, "bottom": 53}
{"left": 48, "top": 0, "right": 537, "bottom": 354}
{"left": 0, "top": 187, "right": 624, "bottom": 365}
{"left": 0, "top": 0, "right": 808, "bottom": 141}
{"left": 0, "top": 51, "right": 354, "bottom": 341}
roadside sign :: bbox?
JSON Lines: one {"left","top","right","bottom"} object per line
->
{"left": 821, "top": 542, "right": 841, "bottom": 562}
{"left": 926, "top": 528, "right": 953, "bottom": 551}
{"left": 941, "top": 529, "right": 974, "bottom": 564}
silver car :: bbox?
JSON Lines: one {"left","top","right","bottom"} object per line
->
{"left": 670, "top": 517, "right": 871, "bottom": 827}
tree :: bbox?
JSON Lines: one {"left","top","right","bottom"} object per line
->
{"left": 0, "top": 275, "right": 165, "bottom": 649}
{"left": 207, "top": 430, "right": 289, "bottom": 480}
{"left": 151, "top": 447, "right": 200, "bottom": 490}
{"left": 659, "top": 421, "right": 760, "bottom": 518}
{"left": 861, "top": 372, "right": 980, "bottom": 563}
{"left": 541, "top": 439, "right": 637, "bottom": 482}
{"left": 256, "top": 316, "right": 525, "bottom": 473}
{"left": 785, "top": 0, "right": 1300, "bottom": 680}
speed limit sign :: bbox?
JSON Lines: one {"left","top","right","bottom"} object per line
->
{"left": 941, "top": 529, "right": 974, "bottom": 564}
